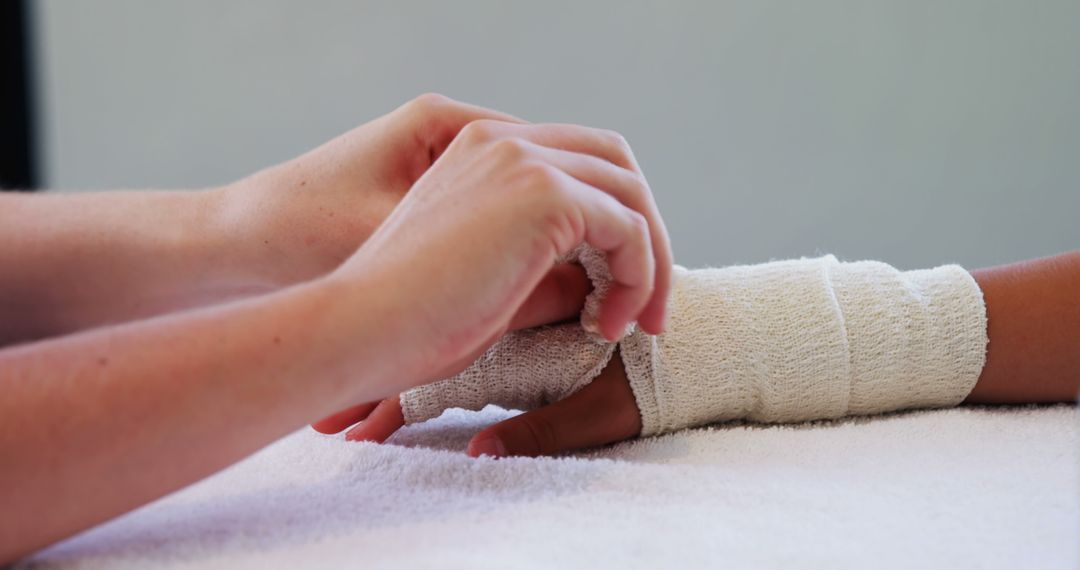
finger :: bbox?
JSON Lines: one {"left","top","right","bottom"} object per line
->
{"left": 511, "top": 141, "right": 672, "bottom": 334}
{"left": 558, "top": 174, "right": 655, "bottom": 341}
{"left": 507, "top": 262, "right": 591, "bottom": 331}
{"left": 311, "top": 402, "right": 379, "bottom": 434}
{"left": 635, "top": 212, "right": 674, "bottom": 335}
{"left": 461, "top": 122, "right": 672, "bottom": 334}
{"left": 467, "top": 351, "right": 642, "bottom": 458}
{"left": 402, "top": 93, "right": 527, "bottom": 164}
{"left": 463, "top": 121, "right": 635, "bottom": 169}
{"left": 345, "top": 396, "right": 405, "bottom": 443}
{"left": 520, "top": 125, "right": 671, "bottom": 334}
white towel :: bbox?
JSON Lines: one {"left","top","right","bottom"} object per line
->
{"left": 22, "top": 405, "right": 1079, "bottom": 569}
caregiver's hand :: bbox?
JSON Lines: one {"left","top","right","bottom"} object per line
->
{"left": 0, "top": 94, "right": 519, "bottom": 343}
{"left": 325, "top": 118, "right": 673, "bottom": 402}
{"left": 218, "top": 93, "right": 525, "bottom": 288}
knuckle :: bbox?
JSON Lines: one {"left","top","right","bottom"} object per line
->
{"left": 602, "top": 128, "right": 630, "bottom": 150}
{"left": 601, "top": 128, "right": 637, "bottom": 167}
{"left": 631, "top": 171, "right": 651, "bottom": 195}
{"left": 406, "top": 92, "right": 449, "bottom": 114}
{"left": 460, "top": 119, "right": 499, "bottom": 144}
{"left": 628, "top": 210, "right": 649, "bottom": 235}
{"left": 520, "top": 161, "right": 562, "bottom": 190}
{"left": 491, "top": 137, "right": 530, "bottom": 161}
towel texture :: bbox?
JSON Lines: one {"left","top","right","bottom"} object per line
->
{"left": 402, "top": 256, "right": 988, "bottom": 435}
{"left": 23, "top": 405, "right": 1079, "bottom": 569}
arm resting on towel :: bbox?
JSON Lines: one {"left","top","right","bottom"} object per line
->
{"left": 329, "top": 250, "right": 1080, "bottom": 456}
{"left": 965, "top": 250, "right": 1080, "bottom": 404}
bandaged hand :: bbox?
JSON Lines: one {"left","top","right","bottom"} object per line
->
{"left": 318, "top": 256, "right": 988, "bottom": 457}
{"left": 311, "top": 346, "right": 641, "bottom": 458}
{"left": 311, "top": 245, "right": 645, "bottom": 455}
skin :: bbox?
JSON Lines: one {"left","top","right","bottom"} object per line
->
{"left": 0, "top": 94, "right": 673, "bottom": 561}
{"left": 0, "top": 94, "right": 498, "bottom": 344}
{"left": 965, "top": 251, "right": 1080, "bottom": 403}
{"left": 317, "top": 250, "right": 1080, "bottom": 458}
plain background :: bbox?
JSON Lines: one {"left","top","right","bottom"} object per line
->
{"left": 34, "top": 0, "right": 1079, "bottom": 269}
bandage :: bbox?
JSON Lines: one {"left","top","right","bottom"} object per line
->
{"left": 400, "top": 245, "right": 620, "bottom": 424}
{"left": 399, "top": 322, "right": 618, "bottom": 424}
{"left": 400, "top": 255, "right": 988, "bottom": 436}
{"left": 399, "top": 245, "right": 618, "bottom": 425}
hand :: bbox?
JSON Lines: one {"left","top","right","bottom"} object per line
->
{"left": 216, "top": 94, "right": 523, "bottom": 288}
{"left": 312, "top": 349, "right": 642, "bottom": 458}
{"left": 326, "top": 118, "right": 673, "bottom": 402}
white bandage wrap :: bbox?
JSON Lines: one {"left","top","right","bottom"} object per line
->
{"left": 400, "top": 255, "right": 989, "bottom": 436}
{"left": 621, "top": 257, "right": 988, "bottom": 435}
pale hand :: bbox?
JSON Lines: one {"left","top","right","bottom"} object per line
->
{"left": 323, "top": 117, "right": 673, "bottom": 406}
{"left": 218, "top": 94, "right": 524, "bottom": 288}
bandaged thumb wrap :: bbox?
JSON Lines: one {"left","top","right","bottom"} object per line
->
{"left": 401, "top": 256, "right": 988, "bottom": 436}
{"left": 399, "top": 323, "right": 617, "bottom": 424}
{"left": 399, "top": 245, "right": 620, "bottom": 424}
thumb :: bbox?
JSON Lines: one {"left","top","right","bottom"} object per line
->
{"left": 467, "top": 350, "right": 641, "bottom": 457}
{"left": 507, "top": 262, "right": 591, "bottom": 331}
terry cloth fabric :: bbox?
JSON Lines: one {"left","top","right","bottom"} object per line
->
{"left": 22, "top": 404, "right": 1079, "bottom": 569}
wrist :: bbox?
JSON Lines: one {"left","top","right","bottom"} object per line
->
{"left": 299, "top": 271, "right": 429, "bottom": 409}
{"left": 216, "top": 167, "right": 386, "bottom": 291}
{"left": 191, "top": 183, "right": 280, "bottom": 294}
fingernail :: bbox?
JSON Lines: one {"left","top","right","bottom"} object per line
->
{"left": 344, "top": 425, "right": 364, "bottom": 441}
{"left": 606, "top": 320, "right": 631, "bottom": 342}
{"left": 472, "top": 436, "right": 506, "bottom": 458}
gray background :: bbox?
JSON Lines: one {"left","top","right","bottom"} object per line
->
{"left": 34, "top": 0, "right": 1079, "bottom": 269}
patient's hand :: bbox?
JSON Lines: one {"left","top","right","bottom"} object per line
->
{"left": 311, "top": 348, "right": 641, "bottom": 457}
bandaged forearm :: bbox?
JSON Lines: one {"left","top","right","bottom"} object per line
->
{"left": 400, "top": 255, "right": 988, "bottom": 437}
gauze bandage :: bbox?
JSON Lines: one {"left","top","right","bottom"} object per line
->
{"left": 400, "top": 254, "right": 988, "bottom": 436}
{"left": 400, "top": 323, "right": 618, "bottom": 424}
{"left": 400, "top": 245, "right": 620, "bottom": 424}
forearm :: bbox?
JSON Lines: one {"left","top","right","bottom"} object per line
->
{"left": 0, "top": 165, "right": 395, "bottom": 346}
{"left": 0, "top": 189, "right": 261, "bottom": 344}
{"left": 394, "top": 251, "right": 1080, "bottom": 458}
{"left": 0, "top": 276, "right": 395, "bottom": 561}
{"left": 609, "top": 250, "right": 1080, "bottom": 409}
{"left": 966, "top": 250, "right": 1080, "bottom": 404}
{"left": 595, "top": 246, "right": 1080, "bottom": 412}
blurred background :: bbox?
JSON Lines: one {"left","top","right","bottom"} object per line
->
{"left": 4, "top": 0, "right": 1078, "bottom": 269}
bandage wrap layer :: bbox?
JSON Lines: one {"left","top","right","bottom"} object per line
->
{"left": 399, "top": 323, "right": 618, "bottom": 425}
{"left": 400, "top": 254, "right": 989, "bottom": 436}
{"left": 398, "top": 245, "right": 620, "bottom": 425}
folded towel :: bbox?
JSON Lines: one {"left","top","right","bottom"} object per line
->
{"left": 23, "top": 404, "right": 1079, "bottom": 569}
